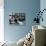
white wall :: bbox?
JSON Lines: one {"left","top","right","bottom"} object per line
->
{"left": 0, "top": 0, "right": 4, "bottom": 42}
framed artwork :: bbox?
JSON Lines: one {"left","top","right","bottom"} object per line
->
{"left": 9, "top": 13, "right": 26, "bottom": 26}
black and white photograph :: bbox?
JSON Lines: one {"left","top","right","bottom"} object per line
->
{"left": 9, "top": 13, "right": 26, "bottom": 26}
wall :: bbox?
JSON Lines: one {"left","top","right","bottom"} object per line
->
{"left": 4, "top": 0, "right": 40, "bottom": 42}
{"left": 0, "top": 0, "right": 4, "bottom": 42}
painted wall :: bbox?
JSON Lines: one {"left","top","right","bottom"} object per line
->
{"left": 4, "top": 0, "right": 40, "bottom": 42}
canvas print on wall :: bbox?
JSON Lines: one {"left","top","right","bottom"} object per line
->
{"left": 9, "top": 13, "right": 26, "bottom": 26}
